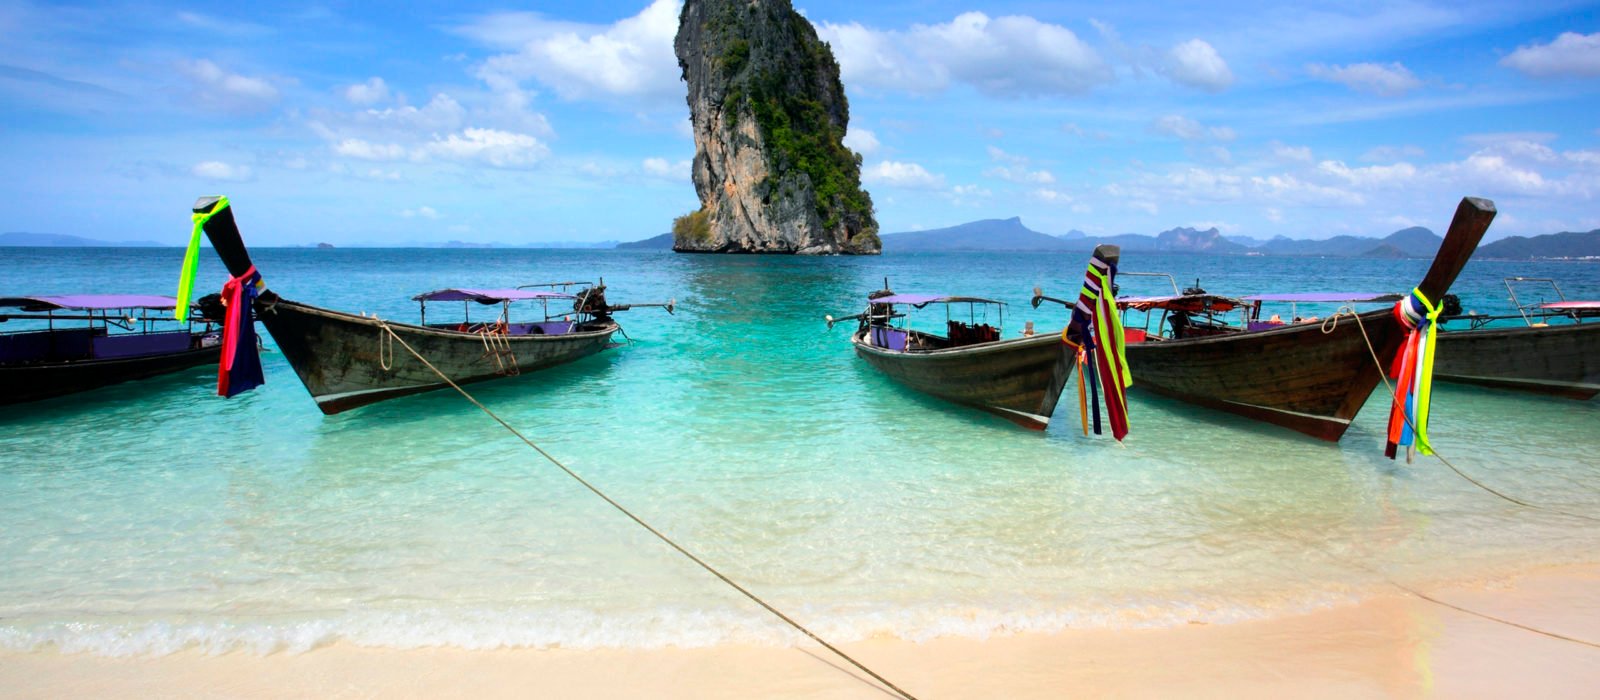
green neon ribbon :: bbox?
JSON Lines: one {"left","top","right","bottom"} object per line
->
{"left": 1412, "top": 288, "right": 1441, "bottom": 456}
{"left": 176, "top": 195, "right": 229, "bottom": 322}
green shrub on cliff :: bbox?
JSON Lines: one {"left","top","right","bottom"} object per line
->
{"left": 672, "top": 208, "right": 711, "bottom": 246}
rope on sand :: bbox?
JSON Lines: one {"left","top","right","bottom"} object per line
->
{"left": 374, "top": 320, "right": 921, "bottom": 700}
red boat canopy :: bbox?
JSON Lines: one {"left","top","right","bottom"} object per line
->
{"left": 1243, "top": 292, "right": 1403, "bottom": 303}
{"left": 1542, "top": 300, "right": 1600, "bottom": 317}
{"left": 0, "top": 294, "right": 185, "bottom": 311}
{"left": 412, "top": 288, "right": 575, "bottom": 303}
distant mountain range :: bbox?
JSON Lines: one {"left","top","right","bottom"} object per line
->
{"left": 0, "top": 232, "right": 164, "bottom": 246}
{"left": 0, "top": 232, "right": 621, "bottom": 249}
{"left": 855, "top": 217, "right": 1600, "bottom": 260}
{"left": 1476, "top": 229, "right": 1600, "bottom": 260}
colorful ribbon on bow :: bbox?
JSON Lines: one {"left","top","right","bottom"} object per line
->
{"left": 1385, "top": 287, "right": 1440, "bottom": 461}
{"left": 1062, "top": 249, "right": 1131, "bottom": 441}
{"left": 176, "top": 195, "right": 230, "bottom": 322}
{"left": 216, "top": 265, "right": 265, "bottom": 398}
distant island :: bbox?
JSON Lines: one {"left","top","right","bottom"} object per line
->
{"left": 616, "top": 233, "right": 673, "bottom": 250}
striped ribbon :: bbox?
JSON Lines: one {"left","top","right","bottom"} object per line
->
{"left": 1062, "top": 250, "right": 1132, "bottom": 441}
{"left": 1385, "top": 288, "right": 1440, "bottom": 460}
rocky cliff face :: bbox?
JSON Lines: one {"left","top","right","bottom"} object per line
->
{"left": 673, "top": 0, "right": 879, "bottom": 255}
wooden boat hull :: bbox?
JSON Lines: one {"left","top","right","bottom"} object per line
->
{"left": 0, "top": 344, "right": 221, "bottom": 405}
{"left": 1435, "top": 322, "right": 1600, "bottom": 399}
{"left": 852, "top": 330, "right": 1074, "bottom": 430}
{"left": 257, "top": 297, "right": 618, "bottom": 414}
{"left": 1124, "top": 309, "right": 1403, "bottom": 441}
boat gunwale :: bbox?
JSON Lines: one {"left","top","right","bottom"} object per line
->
{"left": 848, "top": 327, "right": 1065, "bottom": 360}
{"left": 262, "top": 296, "right": 621, "bottom": 343}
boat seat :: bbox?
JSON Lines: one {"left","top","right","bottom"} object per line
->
{"left": 92, "top": 331, "right": 192, "bottom": 359}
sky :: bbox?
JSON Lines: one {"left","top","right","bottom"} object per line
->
{"left": 1, "top": 0, "right": 1598, "bottom": 245}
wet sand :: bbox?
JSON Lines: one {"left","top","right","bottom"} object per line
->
{"left": 3, "top": 564, "right": 1596, "bottom": 699}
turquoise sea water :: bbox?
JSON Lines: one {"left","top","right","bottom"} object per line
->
{"left": 1, "top": 246, "right": 1597, "bottom": 655}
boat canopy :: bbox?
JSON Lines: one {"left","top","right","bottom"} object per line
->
{"left": 1542, "top": 300, "right": 1600, "bottom": 317}
{"left": 1117, "top": 294, "right": 1243, "bottom": 313}
{"left": 1242, "top": 292, "right": 1402, "bottom": 304}
{"left": 871, "top": 293, "right": 1004, "bottom": 307}
{"left": 0, "top": 294, "right": 185, "bottom": 311}
{"left": 412, "top": 288, "right": 574, "bottom": 304}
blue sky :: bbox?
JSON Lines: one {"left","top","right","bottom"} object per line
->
{"left": 2, "top": 0, "right": 1598, "bottom": 245}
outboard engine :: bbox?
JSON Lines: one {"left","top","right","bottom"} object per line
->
{"left": 575, "top": 284, "right": 612, "bottom": 323}
{"left": 1440, "top": 293, "right": 1462, "bottom": 317}
{"left": 195, "top": 292, "right": 228, "bottom": 323}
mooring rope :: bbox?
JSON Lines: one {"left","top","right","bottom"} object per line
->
{"left": 1324, "top": 308, "right": 1600, "bottom": 525}
{"left": 1311, "top": 308, "right": 1600, "bottom": 649}
{"left": 374, "top": 320, "right": 919, "bottom": 700}
{"left": 1295, "top": 533, "right": 1600, "bottom": 650}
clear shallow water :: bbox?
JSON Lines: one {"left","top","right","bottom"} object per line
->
{"left": 1, "top": 246, "right": 1597, "bottom": 656}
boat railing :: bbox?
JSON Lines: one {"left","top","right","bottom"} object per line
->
{"left": 1503, "top": 277, "right": 1577, "bottom": 327}
{"left": 1118, "top": 271, "right": 1181, "bottom": 296}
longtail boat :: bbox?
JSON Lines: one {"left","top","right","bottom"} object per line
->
{"left": 1037, "top": 197, "right": 1496, "bottom": 441}
{"left": 828, "top": 280, "right": 1077, "bottom": 431}
{"left": 1435, "top": 277, "right": 1599, "bottom": 399}
{"left": 0, "top": 294, "right": 220, "bottom": 405}
{"left": 189, "top": 196, "right": 671, "bottom": 414}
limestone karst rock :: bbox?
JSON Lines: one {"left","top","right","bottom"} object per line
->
{"left": 673, "top": 0, "right": 879, "bottom": 254}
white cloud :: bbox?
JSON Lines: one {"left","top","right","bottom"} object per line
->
{"left": 1442, "top": 153, "right": 1549, "bottom": 194}
{"left": 642, "top": 156, "right": 691, "bottom": 180}
{"left": 422, "top": 128, "right": 549, "bottom": 168}
{"left": 984, "top": 166, "right": 1055, "bottom": 184}
{"left": 863, "top": 160, "right": 945, "bottom": 189}
{"left": 1317, "top": 160, "right": 1418, "bottom": 187}
{"left": 1307, "top": 62, "right": 1422, "bottom": 96}
{"left": 983, "top": 146, "right": 1054, "bottom": 183}
{"left": 343, "top": 77, "right": 390, "bottom": 105}
{"left": 1152, "top": 115, "right": 1234, "bottom": 141}
{"left": 401, "top": 206, "right": 440, "bottom": 219}
{"left": 463, "top": 0, "right": 681, "bottom": 105}
{"left": 333, "top": 138, "right": 406, "bottom": 161}
{"left": 819, "top": 12, "right": 1110, "bottom": 97}
{"left": 843, "top": 128, "right": 880, "bottom": 156}
{"left": 1501, "top": 32, "right": 1600, "bottom": 78}
{"left": 1032, "top": 188, "right": 1072, "bottom": 203}
{"left": 175, "top": 58, "right": 280, "bottom": 114}
{"left": 1162, "top": 39, "right": 1233, "bottom": 92}
{"left": 191, "top": 161, "right": 253, "bottom": 182}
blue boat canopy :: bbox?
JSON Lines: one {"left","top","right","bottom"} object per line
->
{"left": 412, "top": 288, "right": 575, "bottom": 303}
{"left": 0, "top": 294, "right": 185, "bottom": 311}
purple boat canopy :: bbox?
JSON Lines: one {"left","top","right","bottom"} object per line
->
{"left": 412, "top": 288, "right": 574, "bottom": 304}
{"left": 0, "top": 294, "right": 186, "bottom": 311}
{"left": 871, "top": 293, "right": 1005, "bottom": 306}
{"left": 1242, "top": 292, "right": 1403, "bottom": 304}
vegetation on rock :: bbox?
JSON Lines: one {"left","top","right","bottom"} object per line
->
{"left": 672, "top": 208, "right": 712, "bottom": 246}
